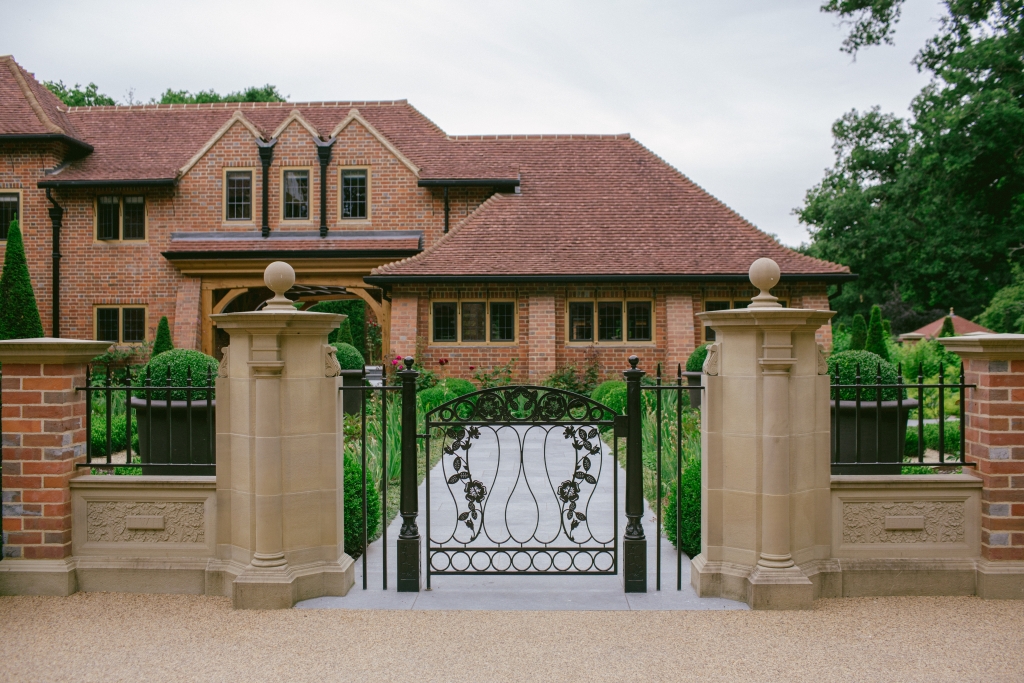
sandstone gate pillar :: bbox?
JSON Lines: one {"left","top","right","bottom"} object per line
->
{"left": 691, "top": 258, "right": 834, "bottom": 609}
{"left": 939, "top": 334, "right": 1024, "bottom": 599}
{"left": 0, "top": 338, "right": 110, "bottom": 595}
{"left": 210, "top": 262, "right": 355, "bottom": 609}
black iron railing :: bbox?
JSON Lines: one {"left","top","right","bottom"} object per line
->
{"left": 79, "top": 364, "right": 216, "bottom": 474}
{"left": 831, "top": 362, "right": 974, "bottom": 474}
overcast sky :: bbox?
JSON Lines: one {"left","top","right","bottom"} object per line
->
{"left": 5, "top": 0, "right": 944, "bottom": 246}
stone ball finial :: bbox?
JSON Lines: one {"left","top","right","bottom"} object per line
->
{"left": 628, "top": 355, "right": 639, "bottom": 369}
{"left": 404, "top": 356, "right": 414, "bottom": 370}
{"left": 263, "top": 261, "right": 296, "bottom": 311}
{"left": 748, "top": 257, "right": 782, "bottom": 308}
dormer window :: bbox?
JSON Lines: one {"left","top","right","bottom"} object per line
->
{"left": 342, "top": 169, "right": 368, "bottom": 219}
{"left": 283, "top": 169, "right": 309, "bottom": 220}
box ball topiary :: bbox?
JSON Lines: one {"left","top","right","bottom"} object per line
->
{"left": 826, "top": 349, "right": 905, "bottom": 401}
{"left": 134, "top": 349, "right": 219, "bottom": 400}
{"left": 591, "top": 380, "right": 627, "bottom": 414}
{"left": 343, "top": 455, "right": 381, "bottom": 559}
{"left": 664, "top": 457, "right": 701, "bottom": 558}
{"left": 332, "top": 342, "right": 365, "bottom": 370}
{"left": 686, "top": 344, "right": 711, "bottom": 372}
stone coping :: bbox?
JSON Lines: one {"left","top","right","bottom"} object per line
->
{"left": 210, "top": 311, "right": 343, "bottom": 332}
{"left": 831, "top": 474, "right": 982, "bottom": 489}
{"left": 696, "top": 308, "right": 834, "bottom": 328}
{"left": 0, "top": 338, "right": 111, "bottom": 365}
{"left": 939, "top": 333, "right": 1024, "bottom": 359}
{"left": 70, "top": 475, "right": 216, "bottom": 489}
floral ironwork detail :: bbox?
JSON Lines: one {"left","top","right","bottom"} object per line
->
{"left": 428, "top": 386, "right": 617, "bottom": 425}
{"left": 559, "top": 425, "right": 601, "bottom": 539}
{"left": 444, "top": 426, "right": 487, "bottom": 533}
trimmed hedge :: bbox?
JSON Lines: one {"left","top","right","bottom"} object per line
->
{"left": 333, "top": 342, "right": 365, "bottom": 370}
{"left": 826, "top": 350, "right": 905, "bottom": 401}
{"left": 686, "top": 344, "right": 710, "bottom": 373}
{"left": 133, "top": 349, "right": 219, "bottom": 400}
{"left": 344, "top": 455, "right": 381, "bottom": 559}
{"left": 90, "top": 412, "right": 139, "bottom": 457}
{"left": 591, "top": 380, "right": 627, "bottom": 414}
{"left": 905, "top": 422, "right": 960, "bottom": 458}
{"left": 419, "top": 378, "right": 476, "bottom": 414}
{"left": 663, "top": 456, "right": 701, "bottom": 558}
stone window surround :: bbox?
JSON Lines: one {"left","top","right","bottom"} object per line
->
{"left": 0, "top": 188, "right": 21, "bottom": 241}
{"left": 222, "top": 167, "right": 255, "bottom": 224}
{"left": 565, "top": 298, "right": 656, "bottom": 346}
{"left": 279, "top": 166, "right": 312, "bottom": 223}
{"left": 93, "top": 304, "right": 149, "bottom": 344}
{"left": 429, "top": 298, "right": 518, "bottom": 346}
{"left": 94, "top": 194, "right": 148, "bottom": 243}
{"left": 339, "top": 166, "right": 371, "bottom": 222}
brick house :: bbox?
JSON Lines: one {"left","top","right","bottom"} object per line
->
{"left": 0, "top": 55, "right": 852, "bottom": 380}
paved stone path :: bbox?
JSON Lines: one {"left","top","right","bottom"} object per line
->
{"left": 298, "top": 427, "right": 745, "bottom": 611}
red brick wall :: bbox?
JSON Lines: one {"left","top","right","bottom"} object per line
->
{"left": 1, "top": 362, "right": 87, "bottom": 559}
{"left": 961, "top": 358, "right": 1024, "bottom": 561}
{"left": 389, "top": 281, "right": 833, "bottom": 383}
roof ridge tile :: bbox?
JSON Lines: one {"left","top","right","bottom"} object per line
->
{"left": 67, "top": 99, "right": 411, "bottom": 112}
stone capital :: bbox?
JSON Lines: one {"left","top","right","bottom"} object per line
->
{"left": 211, "top": 311, "right": 344, "bottom": 338}
{"left": 0, "top": 338, "right": 111, "bottom": 365}
{"left": 938, "top": 333, "right": 1024, "bottom": 360}
{"left": 697, "top": 308, "right": 834, "bottom": 332}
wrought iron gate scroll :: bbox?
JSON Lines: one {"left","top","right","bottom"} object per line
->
{"left": 424, "top": 386, "right": 619, "bottom": 585}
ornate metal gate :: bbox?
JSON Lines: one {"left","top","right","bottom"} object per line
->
{"left": 424, "top": 386, "right": 619, "bottom": 584}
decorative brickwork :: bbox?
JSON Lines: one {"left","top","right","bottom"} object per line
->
{"left": 173, "top": 277, "right": 201, "bottom": 350}
{"left": 1, "top": 361, "right": 88, "bottom": 558}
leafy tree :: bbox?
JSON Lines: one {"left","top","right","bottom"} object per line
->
{"left": 939, "top": 315, "right": 956, "bottom": 337}
{"left": 152, "top": 316, "right": 174, "bottom": 356}
{"left": 801, "top": 1, "right": 1024, "bottom": 321}
{"left": 977, "top": 265, "right": 1024, "bottom": 332}
{"left": 154, "top": 85, "right": 286, "bottom": 104}
{"left": 43, "top": 80, "right": 116, "bottom": 107}
{"left": 850, "top": 313, "right": 867, "bottom": 350}
{"left": 865, "top": 305, "right": 890, "bottom": 360}
{"left": 0, "top": 220, "right": 44, "bottom": 340}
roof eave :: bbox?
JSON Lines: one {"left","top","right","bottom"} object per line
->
{"left": 38, "top": 177, "right": 178, "bottom": 189}
{"left": 163, "top": 249, "right": 422, "bottom": 261}
{"left": 365, "top": 272, "right": 859, "bottom": 285}
{"left": 417, "top": 178, "right": 519, "bottom": 188}
{"left": 0, "top": 133, "right": 93, "bottom": 155}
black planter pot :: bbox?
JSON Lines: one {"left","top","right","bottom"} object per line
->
{"left": 686, "top": 374, "right": 702, "bottom": 410}
{"left": 339, "top": 369, "right": 366, "bottom": 416}
{"left": 130, "top": 397, "right": 216, "bottom": 475}
{"left": 830, "top": 398, "right": 919, "bottom": 475}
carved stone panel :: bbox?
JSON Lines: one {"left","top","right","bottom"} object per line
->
{"left": 86, "top": 501, "right": 205, "bottom": 543}
{"left": 703, "top": 343, "right": 720, "bottom": 376}
{"left": 842, "top": 501, "right": 965, "bottom": 544}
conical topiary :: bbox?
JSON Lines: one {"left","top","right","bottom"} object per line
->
{"left": 152, "top": 316, "right": 174, "bottom": 356}
{"left": 850, "top": 313, "right": 867, "bottom": 351}
{"left": 865, "top": 305, "right": 889, "bottom": 361}
{"left": 939, "top": 315, "right": 956, "bottom": 338}
{"left": 0, "top": 219, "right": 44, "bottom": 340}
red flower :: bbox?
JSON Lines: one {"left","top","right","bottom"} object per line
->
{"left": 469, "top": 366, "right": 476, "bottom": 371}
{"left": 438, "top": 358, "right": 450, "bottom": 366}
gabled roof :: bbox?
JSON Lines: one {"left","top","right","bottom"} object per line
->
{"left": 0, "top": 55, "right": 91, "bottom": 153}
{"left": 900, "top": 311, "right": 993, "bottom": 341}
{"left": 368, "top": 137, "right": 853, "bottom": 282}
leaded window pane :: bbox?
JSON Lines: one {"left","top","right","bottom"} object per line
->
{"left": 122, "top": 308, "right": 146, "bottom": 343}
{"left": 98, "top": 196, "right": 119, "bottom": 240}
{"left": 490, "top": 302, "right": 515, "bottom": 342}
{"left": 97, "top": 308, "right": 119, "bottom": 342}
{"left": 283, "top": 170, "right": 309, "bottom": 220}
{"left": 226, "top": 171, "right": 252, "bottom": 220}
{"left": 433, "top": 302, "right": 457, "bottom": 342}
{"left": 342, "top": 170, "right": 367, "bottom": 219}
{"left": 627, "top": 301, "right": 652, "bottom": 341}
{"left": 123, "top": 196, "right": 145, "bottom": 240}
{"left": 461, "top": 302, "right": 486, "bottom": 342}
{"left": 703, "top": 300, "right": 730, "bottom": 342}
{"left": 0, "top": 194, "right": 18, "bottom": 240}
{"left": 569, "top": 302, "right": 593, "bottom": 342}
{"left": 597, "top": 302, "right": 622, "bottom": 342}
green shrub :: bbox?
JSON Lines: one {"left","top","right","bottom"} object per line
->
{"left": 133, "top": 349, "right": 219, "bottom": 400}
{"left": 310, "top": 299, "right": 367, "bottom": 360}
{"left": 333, "top": 342, "right": 365, "bottom": 370}
{"left": 90, "top": 412, "right": 139, "bottom": 457}
{"left": 0, "top": 220, "right": 44, "bottom": 340}
{"left": 592, "top": 380, "right": 627, "bottom": 414}
{"left": 939, "top": 316, "right": 956, "bottom": 337}
{"left": 827, "top": 350, "right": 905, "bottom": 401}
{"left": 152, "top": 316, "right": 174, "bottom": 356}
{"left": 850, "top": 313, "right": 867, "bottom": 351}
{"left": 419, "top": 378, "right": 476, "bottom": 414}
{"left": 905, "top": 422, "right": 960, "bottom": 458}
{"left": 663, "top": 456, "right": 701, "bottom": 558}
{"left": 686, "top": 344, "right": 710, "bottom": 372}
{"left": 344, "top": 454, "right": 381, "bottom": 559}
{"left": 472, "top": 359, "right": 516, "bottom": 388}
{"left": 543, "top": 360, "right": 599, "bottom": 395}
{"left": 865, "top": 305, "right": 890, "bottom": 361}
{"left": 977, "top": 265, "right": 1024, "bottom": 332}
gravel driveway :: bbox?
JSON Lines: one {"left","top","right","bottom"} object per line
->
{"left": 1, "top": 593, "right": 1022, "bottom": 682}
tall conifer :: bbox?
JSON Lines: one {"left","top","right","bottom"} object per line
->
{"left": 0, "top": 220, "right": 44, "bottom": 339}
{"left": 152, "top": 316, "right": 174, "bottom": 356}
{"left": 850, "top": 313, "right": 867, "bottom": 351}
{"left": 865, "top": 305, "right": 890, "bottom": 361}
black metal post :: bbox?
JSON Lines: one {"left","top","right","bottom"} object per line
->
{"left": 623, "top": 355, "right": 646, "bottom": 593}
{"left": 45, "top": 189, "right": 62, "bottom": 338}
{"left": 397, "top": 356, "right": 421, "bottom": 592}
{"left": 257, "top": 139, "right": 276, "bottom": 238}
{"left": 316, "top": 138, "right": 334, "bottom": 238}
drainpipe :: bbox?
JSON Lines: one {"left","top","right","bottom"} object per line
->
{"left": 257, "top": 139, "right": 276, "bottom": 238}
{"left": 316, "top": 137, "right": 335, "bottom": 238}
{"left": 443, "top": 186, "right": 449, "bottom": 233}
{"left": 45, "top": 189, "right": 63, "bottom": 337}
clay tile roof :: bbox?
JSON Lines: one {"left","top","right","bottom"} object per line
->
{"left": 0, "top": 55, "right": 83, "bottom": 142}
{"left": 368, "top": 137, "right": 852, "bottom": 281}
{"left": 902, "top": 312, "right": 994, "bottom": 341}
{"left": 162, "top": 230, "right": 423, "bottom": 260}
